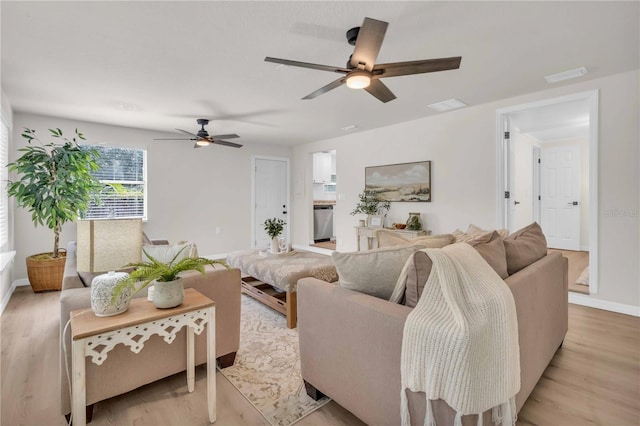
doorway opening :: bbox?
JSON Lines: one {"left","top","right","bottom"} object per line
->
{"left": 496, "top": 90, "right": 598, "bottom": 294}
{"left": 311, "top": 150, "right": 336, "bottom": 251}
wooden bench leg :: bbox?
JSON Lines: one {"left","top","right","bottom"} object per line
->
{"left": 286, "top": 291, "right": 297, "bottom": 329}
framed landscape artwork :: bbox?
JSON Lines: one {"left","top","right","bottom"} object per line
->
{"left": 365, "top": 161, "right": 431, "bottom": 202}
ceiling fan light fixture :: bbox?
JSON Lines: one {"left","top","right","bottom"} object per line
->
{"left": 195, "top": 139, "right": 210, "bottom": 147}
{"left": 346, "top": 71, "right": 371, "bottom": 89}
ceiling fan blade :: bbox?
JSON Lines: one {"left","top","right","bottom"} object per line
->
{"left": 373, "top": 57, "right": 462, "bottom": 78}
{"left": 364, "top": 79, "right": 396, "bottom": 103}
{"left": 212, "top": 139, "right": 243, "bottom": 148}
{"left": 153, "top": 138, "right": 194, "bottom": 141}
{"left": 210, "top": 133, "right": 239, "bottom": 140}
{"left": 302, "top": 77, "right": 346, "bottom": 100}
{"left": 349, "top": 17, "right": 388, "bottom": 71}
{"left": 176, "top": 128, "right": 199, "bottom": 138}
{"left": 265, "top": 57, "right": 350, "bottom": 74}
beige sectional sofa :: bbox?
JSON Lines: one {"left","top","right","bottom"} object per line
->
{"left": 298, "top": 223, "right": 568, "bottom": 425}
{"left": 59, "top": 242, "right": 242, "bottom": 419}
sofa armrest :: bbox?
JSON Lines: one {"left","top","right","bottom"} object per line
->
{"left": 504, "top": 251, "right": 568, "bottom": 411}
{"left": 298, "top": 278, "right": 411, "bottom": 426}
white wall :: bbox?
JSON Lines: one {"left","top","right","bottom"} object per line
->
{"left": 10, "top": 113, "right": 291, "bottom": 282}
{"left": 292, "top": 69, "right": 639, "bottom": 309}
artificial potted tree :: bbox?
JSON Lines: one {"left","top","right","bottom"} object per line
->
{"left": 350, "top": 190, "right": 391, "bottom": 227}
{"left": 264, "top": 217, "right": 286, "bottom": 254}
{"left": 112, "top": 247, "right": 229, "bottom": 309}
{"left": 7, "top": 128, "right": 102, "bottom": 292}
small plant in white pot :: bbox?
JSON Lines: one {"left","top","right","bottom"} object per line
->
{"left": 112, "top": 247, "right": 228, "bottom": 309}
{"left": 264, "top": 217, "right": 286, "bottom": 254}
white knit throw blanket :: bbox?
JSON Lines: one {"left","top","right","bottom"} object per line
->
{"left": 394, "top": 243, "right": 520, "bottom": 426}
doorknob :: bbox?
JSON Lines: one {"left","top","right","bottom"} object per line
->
{"left": 567, "top": 201, "right": 580, "bottom": 206}
{"left": 282, "top": 211, "right": 288, "bottom": 214}
{"left": 514, "top": 201, "right": 520, "bottom": 205}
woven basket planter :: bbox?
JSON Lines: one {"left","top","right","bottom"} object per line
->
{"left": 25, "top": 250, "right": 67, "bottom": 292}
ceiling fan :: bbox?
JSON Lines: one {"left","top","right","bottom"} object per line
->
{"left": 154, "top": 119, "right": 243, "bottom": 149}
{"left": 265, "top": 17, "right": 462, "bottom": 103}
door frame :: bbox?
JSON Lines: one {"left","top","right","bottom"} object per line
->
{"left": 495, "top": 90, "right": 599, "bottom": 293}
{"left": 251, "top": 155, "right": 291, "bottom": 249}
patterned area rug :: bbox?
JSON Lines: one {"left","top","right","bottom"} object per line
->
{"left": 219, "top": 295, "right": 330, "bottom": 426}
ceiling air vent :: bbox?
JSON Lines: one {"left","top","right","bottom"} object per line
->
{"left": 428, "top": 98, "right": 467, "bottom": 112}
{"left": 544, "top": 67, "right": 588, "bottom": 83}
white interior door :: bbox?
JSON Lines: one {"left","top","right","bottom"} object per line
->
{"left": 540, "top": 144, "right": 580, "bottom": 250}
{"left": 253, "top": 157, "right": 289, "bottom": 249}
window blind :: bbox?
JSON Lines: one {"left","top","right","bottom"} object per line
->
{"left": 83, "top": 146, "right": 147, "bottom": 220}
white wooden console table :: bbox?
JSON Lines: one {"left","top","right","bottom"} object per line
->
{"left": 355, "top": 227, "right": 431, "bottom": 251}
{"left": 70, "top": 288, "right": 216, "bottom": 425}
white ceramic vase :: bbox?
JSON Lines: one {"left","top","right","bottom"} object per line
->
{"left": 270, "top": 237, "right": 280, "bottom": 254}
{"left": 152, "top": 279, "right": 184, "bottom": 309}
{"left": 91, "top": 271, "right": 131, "bottom": 317}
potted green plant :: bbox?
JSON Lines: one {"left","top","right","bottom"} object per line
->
{"left": 350, "top": 190, "right": 391, "bottom": 226}
{"left": 112, "top": 246, "right": 229, "bottom": 309}
{"left": 264, "top": 217, "right": 286, "bottom": 254}
{"left": 7, "top": 128, "right": 103, "bottom": 292}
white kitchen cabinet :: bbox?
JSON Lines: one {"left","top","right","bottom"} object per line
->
{"left": 312, "top": 152, "right": 332, "bottom": 183}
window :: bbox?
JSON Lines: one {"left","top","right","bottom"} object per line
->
{"left": 83, "top": 146, "right": 147, "bottom": 220}
{"left": 0, "top": 113, "right": 9, "bottom": 248}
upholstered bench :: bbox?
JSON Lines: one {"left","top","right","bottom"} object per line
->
{"left": 226, "top": 249, "right": 337, "bottom": 328}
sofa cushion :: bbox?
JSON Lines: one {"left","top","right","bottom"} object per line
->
{"left": 332, "top": 245, "right": 425, "bottom": 300}
{"left": 503, "top": 222, "right": 548, "bottom": 275}
{"left": 404, "top": 251, "right": 433, "bottom": 308}
{"left": 466, "top": 231, "right": 509, "bottom": 279}
{"left": 142, "top": 242, "right": 197, "bottom": 264}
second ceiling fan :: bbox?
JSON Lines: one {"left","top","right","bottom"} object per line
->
{"left": 154, "top": 119, "right": 243, "bottom": 149}
{"left": 265, "top": 17, "right": 462, "bottom": 103}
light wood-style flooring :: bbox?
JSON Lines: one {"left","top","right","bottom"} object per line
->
{"left": 2, "top": 286, "right": 638, "bottom": 426}
{"left": 549, "top": 249, "right": 590, "bottom": 295}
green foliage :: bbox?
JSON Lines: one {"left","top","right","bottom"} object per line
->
{"left": 263, "top": 217, "right": 286, "bottom": 239}
{"left": 7, "top": 128, "right": 103, "bottom": 257}
{"left": 350, "top": 190, "right": 391, "bottom": 216}
{"left": 111, "top": 246, "right": 229, "bottom": 305}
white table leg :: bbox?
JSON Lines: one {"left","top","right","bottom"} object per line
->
{"left": 72, "top": 338, "right": 87, "bottom": 426}
{"left": 187, "top": 325, "right": 195, "bottom": 392}
{"left": 207, "top": 306, "right": 216, "bottom": 423}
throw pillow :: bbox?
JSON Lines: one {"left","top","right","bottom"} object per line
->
{"left": 467, "top": 224, "right": 509, "bottom": 239}
{"left": 376, "top": 229, "right": 411, "bottom": 247}
{"left": 332, "top": 245, "right": 425, "bottom": 300}
{"left": 410, "top": 234, "right": 454, "bottom": 248}
{"left": 503, "top": 222, "right": 548, "bottom": 275}
{"left": 403, "top": 251, "right": 433, "bottom": 308}
{"left": 142, "top": 242, "right": 196, "bottom": 264}
{"left": 466, "top": 231, "right": 509, "bottom": 279}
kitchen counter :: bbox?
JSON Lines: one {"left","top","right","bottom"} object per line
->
{"left": 313, "top": 200, "right": 336, "bottom": 205}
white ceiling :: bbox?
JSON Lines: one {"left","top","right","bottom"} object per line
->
{"left": 509, "top": 98, "right": 591, "bottom": 143}
{"left": 1, "top": 1, "right": 638, "bottom": 146}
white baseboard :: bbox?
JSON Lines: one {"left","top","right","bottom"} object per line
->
{"left": 1, "top": 279, "right": 29, "bottom": 315}
{"left": 569, "top": 292, "right": 640, "bottom": 317}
